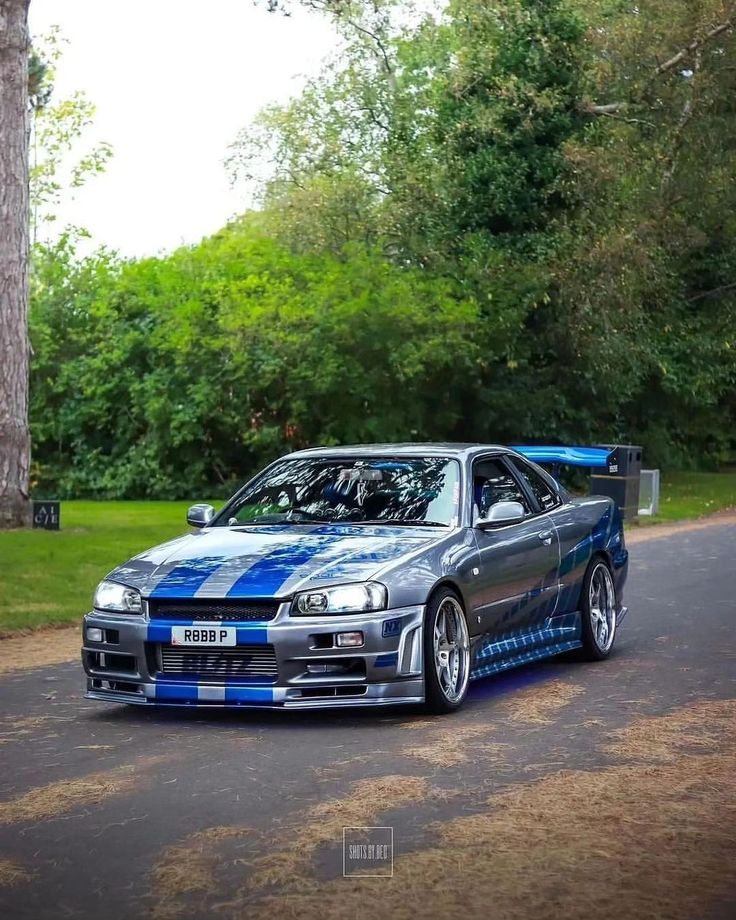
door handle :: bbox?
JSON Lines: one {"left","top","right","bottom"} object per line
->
{"left": 538, "top": 530, "right": 553, "bottom": 545}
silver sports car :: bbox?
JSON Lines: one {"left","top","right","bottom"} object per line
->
{"left": 82, "top": 443, "right": 629, "bottom": 712}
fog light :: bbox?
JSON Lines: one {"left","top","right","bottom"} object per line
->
{"left": 87, "top": 628, "right": 104, "bottom": 642}
{"left": 336, "top": 631, "right": 364, "bottom": 648}
{"left": 307, "top": 662, "right": 344, "bottom": 674}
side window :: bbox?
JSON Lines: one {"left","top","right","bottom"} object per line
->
{"left": 510, "top": 458, "right": 560, "bottom": 512}
{"left": 472, "top": 459, "right": 530, "bottom": 519}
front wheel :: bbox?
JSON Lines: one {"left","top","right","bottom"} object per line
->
{"left": 580, "top": 558, "right": 617, "bottom": 660}
{"left": 423, "top": 589, "right": 471, "bottom": 713}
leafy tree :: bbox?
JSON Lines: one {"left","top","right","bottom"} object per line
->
{"left": 29, "top": 27, "right": 113, "bottom": 242}
{"left": 242, "top": 0, "right": 736, "bottom": 466}
{"left": 554, "top": 0, "right": 736, "bottom": 462}
{"left": 30, "top": 218, "right": 483, "bottom": 498}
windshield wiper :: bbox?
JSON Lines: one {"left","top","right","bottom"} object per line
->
{"left": 228, "top": 514, "right": 332, "bottom": 526}
{"left": 354, "top": 519, "right": 449, "bottom": 528}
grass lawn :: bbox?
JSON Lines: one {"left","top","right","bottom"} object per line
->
{"left": 635, "top": 470, "right": 736, "bottom": 525}
{"left": 0, "top": 500, "right": 219, "bottom": 634}
{"left": 0, "top": 472, "right": 734, "bottom": 634}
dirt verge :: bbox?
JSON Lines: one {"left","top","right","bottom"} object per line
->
{"left": 626, "top": 509, "right": 736, "bottom": 545}
{"left": 0, "top": 625, "right": 80, "bottom": 676}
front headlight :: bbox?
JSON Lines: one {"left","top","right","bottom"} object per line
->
{"left": 292, "top": 582, "right": 387, "bottom": 615}
{"left": 93, "top": 580, "right": 142, "bottom": 614}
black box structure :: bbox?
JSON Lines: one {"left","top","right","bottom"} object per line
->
{"left": 591, "top": 445, "right": 642, "bottom": 520}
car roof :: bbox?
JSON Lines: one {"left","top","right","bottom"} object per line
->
{"left": 281, "top": 443, "right": 512, "bottom": 462}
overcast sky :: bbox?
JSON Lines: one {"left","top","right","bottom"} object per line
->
{"left": 29, "top": 0, "right": 337, "bottom": 256}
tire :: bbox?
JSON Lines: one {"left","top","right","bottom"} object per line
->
{"left": 579, "top": 557, "right": 617, "bottom": 661}
{"left": 423, "top": 588, "right": 471, "bottom": 713}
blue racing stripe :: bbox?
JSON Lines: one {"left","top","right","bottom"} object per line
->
{"left": 147, "top": 622, "right": 177, "bottom": 643}
{"left": 308, "top": 539, "right": 419, "bottom": 582}
{"left": 155, "top": 682, "right": 199, "bottom": 702}
{"left": 154, "top": 682, "right": 273, "bottom": 704}
{"left": 235, "top": 626, "right": 268, "bottom": 644}
{"left": 226, "top": 540, "right": 331, "bottom": 598}
{"left": 151, "top": 556, "right": 231, "bottom": 598}
{"left": 375, "top": 652, "right": 398, "bottom": 667}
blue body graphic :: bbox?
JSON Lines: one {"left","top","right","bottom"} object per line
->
{"left": 382, "top": 618, "right": 402, "bottom": 638}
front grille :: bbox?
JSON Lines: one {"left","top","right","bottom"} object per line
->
{"left": 148, "top": 599, "right": 279, "bottom": 622}
{"left": 159, "top": 644, "right": 278, "bottom": 678}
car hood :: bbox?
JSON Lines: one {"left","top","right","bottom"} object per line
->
{"left": 107, "top": 523, "right": 448, "bottom": 600}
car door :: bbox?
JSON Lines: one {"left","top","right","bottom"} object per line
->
{"left": 506, "top": 455, "right": 567, "bottom": 627}
{"left": 470, "top": 455, "right": 560, "bottom": 639}
{"left": 510, "top": 455, "right": 610, "bottom": 618}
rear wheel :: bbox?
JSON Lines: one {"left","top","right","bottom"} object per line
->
{"left": 423, "top": 589, "right": 471, "bottom": 713}
{"left": 580, "top": 558, "right": 617, "bottom": 660}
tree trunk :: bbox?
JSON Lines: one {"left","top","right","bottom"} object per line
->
{"left": 0, "top": 0, "right": 32, "bottom": 529}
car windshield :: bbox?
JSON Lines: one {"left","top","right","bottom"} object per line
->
{"left": 215, "top": 457, "right": 460, "bottom": 527}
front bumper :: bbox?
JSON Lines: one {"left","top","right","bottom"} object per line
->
{"left": 82, "top": 602, "right": 425, "bottom": 709}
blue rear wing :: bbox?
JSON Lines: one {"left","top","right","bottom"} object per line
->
{"left": 512, "top": 445, "right": 615, "bottom": 473}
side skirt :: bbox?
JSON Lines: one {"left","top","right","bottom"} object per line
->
{"left": 470, "top": 639, "right": 582, "bottom": 682}
{"left": 469, "top": 612, "right": 583, "bottom": 682}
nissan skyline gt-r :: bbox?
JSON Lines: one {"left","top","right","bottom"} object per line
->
{"left": 82, "top": 443, "right": 629, "bottom": 713}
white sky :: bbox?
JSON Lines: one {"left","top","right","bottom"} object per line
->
{"left": 29, "top": 0, "right": 337, "bottom": 256}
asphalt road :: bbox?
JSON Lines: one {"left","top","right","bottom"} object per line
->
{"left": 1, "top": 523, "right": 735, "bottom": 920}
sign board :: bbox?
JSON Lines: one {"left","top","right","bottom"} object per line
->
{"left": 32, "top": 500, "right": 60, "bottom": 530}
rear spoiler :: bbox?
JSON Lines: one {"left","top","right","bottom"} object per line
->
{"left": 512, "top": 445, "right": 616, "bottom": 473}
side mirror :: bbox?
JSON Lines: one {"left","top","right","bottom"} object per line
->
{"left": 476, "top": 501, "right": 525, "bottom": 529}
{"left": 187, "top": 503, "right": 215, "bottom": 528}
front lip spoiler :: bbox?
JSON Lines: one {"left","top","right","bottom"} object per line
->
{"left": 84, "top": 690, "right": 424, "bottom": 710}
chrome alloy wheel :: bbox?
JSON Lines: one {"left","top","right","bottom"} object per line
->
{"left": 589, "top": 562, "right": 616, "bottom": 653}
{"left": 432, "top": 596, "right": 470, "bottom": 703}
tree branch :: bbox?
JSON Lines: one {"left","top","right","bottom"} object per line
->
{"left": 261, "top": 1, "right": 397, "bottom": 90}
{"left": 688, "top": 281, "right": 736, "bottom": 303}
{"left": 654, "top": 17, "right": 733, "bottom": 76}
{"left": 587, "top": 11, "right": 735, "bottom": 116}
{"left": 661, "top": 49, "right": 701, "bottom": 190}
{"left": 357, "top": 101, "right": 389, "bottom": 133}
{"left": 581, "top": 100, "right": 656, "bottom": 127}
{"left": 341, "top": 15, "right": 397, "bottom": 91}
{"left": 586, "top": 102, "right": 627, "bottom": 115}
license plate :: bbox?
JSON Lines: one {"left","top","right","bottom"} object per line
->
{"left": 170, "top": 625, "right": 237, "bottom": 647}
